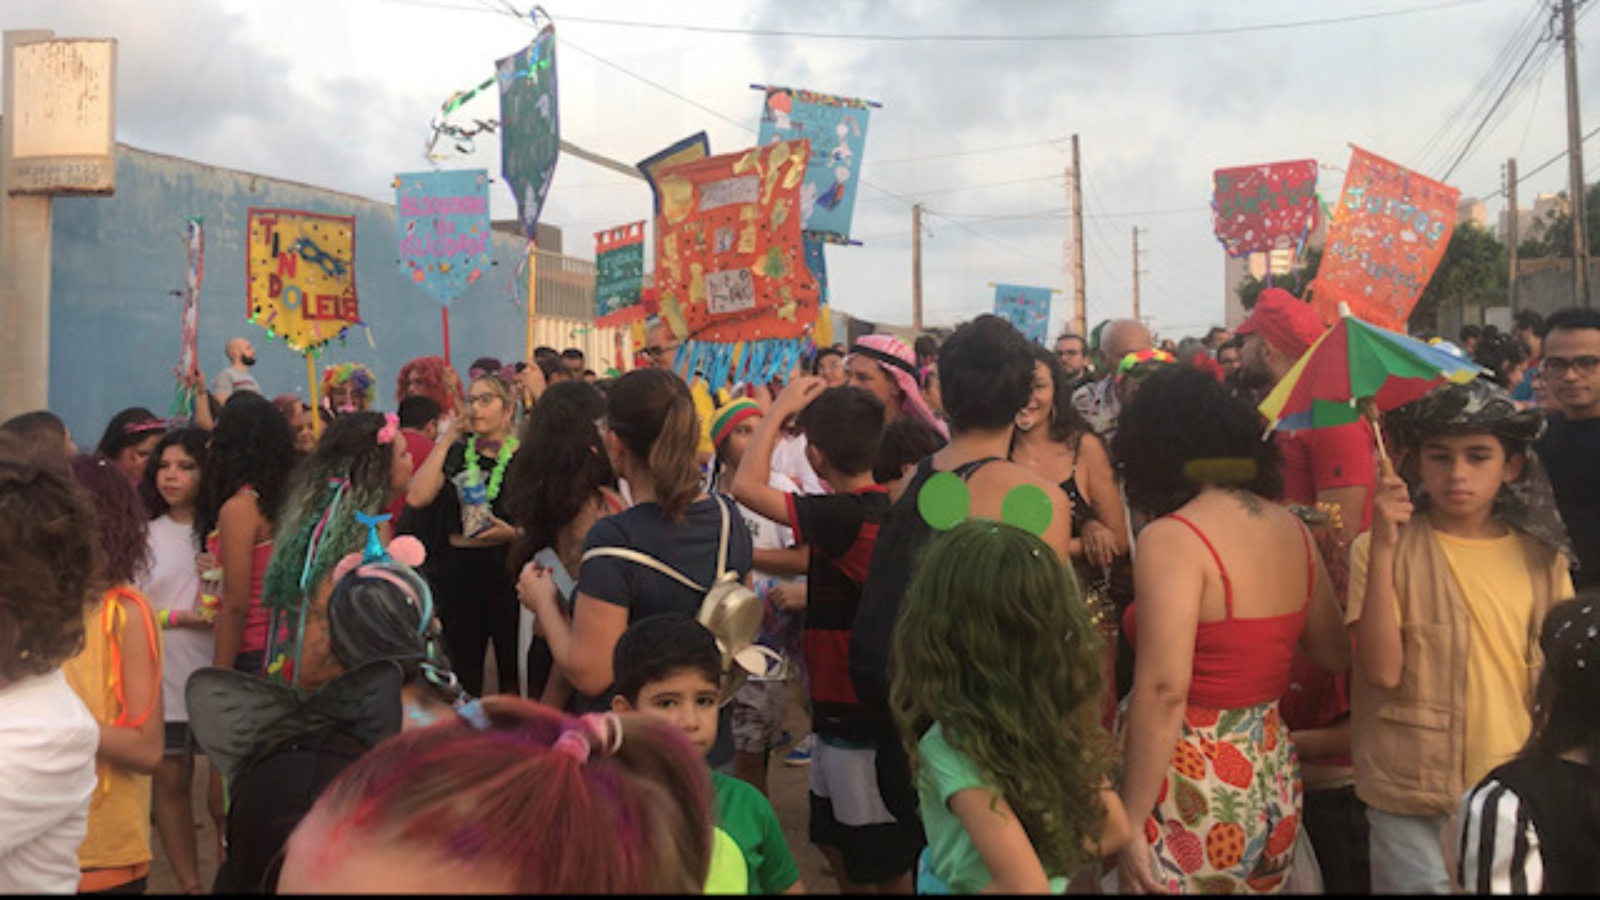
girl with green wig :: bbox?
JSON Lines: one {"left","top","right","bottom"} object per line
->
{"left": 891, "top": 520, "right": 1130, "bottom": 893}
{"left": 260, "top": 411, "right": 414, "bottom": 685}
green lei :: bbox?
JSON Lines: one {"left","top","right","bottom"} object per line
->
{"left": 465, "top": 434, "right": 519, "bottom": 502}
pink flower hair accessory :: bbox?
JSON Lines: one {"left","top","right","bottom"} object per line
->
{"left": 376, "top": 412, "right": 400, "bottom": 446}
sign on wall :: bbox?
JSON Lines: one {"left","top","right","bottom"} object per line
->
{"left": 6, "top": 38, "right": 116, "bottom": 195}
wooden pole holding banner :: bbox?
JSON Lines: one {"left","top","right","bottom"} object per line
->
{"left": 525, "top": 240, "right": 539, "bottom": 361}
{"left": 306, "top": 353, "right": 322, "bottom": 438}
{"left": 441, "top": 307, "right": 452, "bottom": 368}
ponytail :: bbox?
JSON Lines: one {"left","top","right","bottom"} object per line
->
{"left": 647, "top": 395, "right": 702, "bottom": 520}
{"left": 606, "top": 370, "right": 703, "bottom": 521}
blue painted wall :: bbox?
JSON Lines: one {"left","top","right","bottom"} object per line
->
{"left": 49, "top": 147, "right": 539, "bottom": 444}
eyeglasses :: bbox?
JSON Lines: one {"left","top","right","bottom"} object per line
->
{"left": 644, "top": 344, "right": 677, "bottom": 358}
{"left": 467, "top": 393, "right": 501, "bottom": 407}
{"left": 1542, "top": 355, "right": 1600, "bottom": 377}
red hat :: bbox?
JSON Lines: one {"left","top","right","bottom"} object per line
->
{"left": 1236, "top": 288, "right": 1323, "bottom": 359}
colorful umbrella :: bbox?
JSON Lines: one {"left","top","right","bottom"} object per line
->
{"left": 1258, "top": 304, "right": 1484, "bottom": 473}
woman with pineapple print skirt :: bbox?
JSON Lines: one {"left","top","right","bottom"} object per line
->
{"left": 1110, "top": 369, "right": 1351, "bottom": 893}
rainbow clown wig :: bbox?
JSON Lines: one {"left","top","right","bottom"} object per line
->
{"left": 321, "top": 363, "right": 377, "bottom": 413}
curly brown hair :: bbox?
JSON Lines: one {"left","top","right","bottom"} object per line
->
{"left": 0, "top": 434, "right": 104, "bottom": 682}
{"left": 71, "top": 453, "right": 151, "bottom": 588}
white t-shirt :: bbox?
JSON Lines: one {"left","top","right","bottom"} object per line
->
{"left": 0, "top": 671, "right": 98, "bottom": 893}
{"left": 772, "top": 433, "right": 827, "bottom": 495}
{"left": 136, "top": 515, "right": 213, "bottom": 723}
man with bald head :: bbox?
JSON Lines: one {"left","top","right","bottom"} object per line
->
{"left": 1071, "top": 318, "right": 1152, "bottom": 440}
{"left": 211, "top": 337, "right": 262, "bottom": 403}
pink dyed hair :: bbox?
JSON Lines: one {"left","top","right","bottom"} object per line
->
{"left": 292, "top": 697, "right": 713, "bottom": 893}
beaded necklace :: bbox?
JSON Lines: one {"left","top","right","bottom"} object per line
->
{"left": 465, "top": 434, "right": 518, "bottom": 502}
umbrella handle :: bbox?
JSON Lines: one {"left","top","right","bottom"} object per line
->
{"left": 1359, "top": 397, "right": 1396, "bottom": 479}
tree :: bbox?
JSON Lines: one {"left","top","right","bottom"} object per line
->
{"left": 1522, "top": 182, "right": 1600, "bottom": 259}
{"left": 1235, "top": 245, "right": 1323, "bottom": 310}
{"left": 1409, "top": 222, "right": 1506, "bottom": 333}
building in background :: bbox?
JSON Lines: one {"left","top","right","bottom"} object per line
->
{"left": 1497, "top": 192, "right": 1570, "bottom": 245}
{"left": 1457, "top": 197, "right": 1487, "bottom": 230}
{"left": 40, "top": 144, "right": 625, "bottom": 441}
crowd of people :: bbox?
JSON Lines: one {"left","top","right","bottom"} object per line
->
{"left": 1, "top": 299, "right": 1597, "bottom": 895}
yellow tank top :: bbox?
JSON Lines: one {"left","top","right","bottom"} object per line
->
{"left": 60, "top": 587, "right": 161, "bottom": 871}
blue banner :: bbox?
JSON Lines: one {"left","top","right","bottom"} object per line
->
{"left": 993, "top": 283, "right": 1053, "bottom": 345}
{"left": 497, "top": 25, "right": 559, "bottom": 237}
{"left": 395, "top": 169, "right": 492, "bottom": 306}
{"left": 756, "top": 86, "right": 871, "bottom": 242}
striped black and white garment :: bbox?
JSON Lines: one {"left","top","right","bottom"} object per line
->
{"left": 1454, "top": 756, "right": 1600, "bottom": 894}
{"left": 1455, "top": 775, "right": 1544, "bottom": 894}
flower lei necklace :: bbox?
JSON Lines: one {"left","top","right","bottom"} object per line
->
{"left": 465, "top": 434, "right": 518, "bottom": 502}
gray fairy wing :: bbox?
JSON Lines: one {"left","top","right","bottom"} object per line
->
{"left": 185, "top": 668, "right": 299, "bottom": 783}
{"left": 302, "top": 660, "right": 405, "bottom": 749}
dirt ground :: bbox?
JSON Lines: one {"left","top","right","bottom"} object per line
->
{"left": 149, "top": 681, "right": 834, "bottom": 893}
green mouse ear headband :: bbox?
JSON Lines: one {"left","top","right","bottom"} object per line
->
{"left": 916, "top": 472, "right": 1054, "bottom": 537}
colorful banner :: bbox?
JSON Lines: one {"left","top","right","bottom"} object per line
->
{"left": 1211, "top": 159, "right": 1319, "bottom": 257}
{"left": 992, "top": 283, "right": 1053, "bottom": 345}
{"left": 395, "top": 169, "right": 491, "bottom": 306}
{"left": 638, "top": 132, "right": 710, "bottom": 216}
{"left": 595, "top": 221, "right": 647, "bottom": 327}
{"left": 1310, "top": 146, "right": 1459, "bottom": 332}
{"left": 803, "top": 234, "right": 833, "bottom": 348}
{"left": 756, "top": 86, "right": 872, "bottom": 242}
{"left": 246, "top": 209, "right": 360, "bottom": 355}
{"left": 497, "top": 25, "right": 559, "bottom": 237}
{"left": 653, "top": 140, "right": 819, "bottom": 390}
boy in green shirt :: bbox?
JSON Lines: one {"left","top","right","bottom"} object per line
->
{"left": 612, "top": 615, "right": 804, "bottom": 895}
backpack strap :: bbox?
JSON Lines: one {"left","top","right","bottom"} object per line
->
{"left": 581, "top": 495, "right": 733, "bottom": 594}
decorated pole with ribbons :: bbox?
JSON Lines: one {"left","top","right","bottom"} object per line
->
{"left": 172, "top": 217, "right": 204, "bottom": 419}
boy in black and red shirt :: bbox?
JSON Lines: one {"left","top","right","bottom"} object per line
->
{"left": 732, "top": 376, "right": 921, "bottom": 893}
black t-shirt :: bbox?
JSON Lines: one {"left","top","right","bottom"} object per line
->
{"left": 578, "top": 493, "right": 754, "bottom": 621}
{"left": 786, "top": 487, "right": 890, "bottom": 741}
{"left": 398, "top": 439, "right": 517, "bottom": 575}
{"left": 1536, "top": 414, "right": 1600, "bottom": 589}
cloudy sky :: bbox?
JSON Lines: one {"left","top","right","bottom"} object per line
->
{"left": 4, "top": 0, "right": 1596, "bottom": 339}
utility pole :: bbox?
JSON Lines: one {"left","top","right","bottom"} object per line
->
{"left": 1131, "top": 227, "right": 1146, "bottom": 321}
{"left": 1069, "top": 135, "right": 1087, "bottom": 337}
{"left": 1507, "top": 158, "right": 1520, "bottom": 312}
{"left": 911, "top": 203, "right": 923, "bottom": 331}
{"left": 1562, "top": 0, "right": 1591, "bottom": 305}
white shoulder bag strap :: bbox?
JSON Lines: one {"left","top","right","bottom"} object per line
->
{"left": 580, "top": 495, "right": 732, "bottom": 589}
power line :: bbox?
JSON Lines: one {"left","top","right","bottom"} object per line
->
{"left": 1411, "top": 0, "right": 1546, "bottom": 172}
{"left": 1440, "top": 35, "right": 1552, "bottom": 180}
{"left": 383, "top": 0, "right": 1489, "bottom": 42}
{"left": 1480, "top": 123, "right": 1600, "bottom": 199}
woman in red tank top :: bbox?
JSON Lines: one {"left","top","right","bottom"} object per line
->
{"left": 1109, "top": 368, "right": 1350, "bottom": 894}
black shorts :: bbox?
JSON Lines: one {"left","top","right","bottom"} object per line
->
{"left": 809, "top": 792, "right": 923, "bottom": 885}
{"left": 163, "top": 722, "right": 196, "bottom": 756}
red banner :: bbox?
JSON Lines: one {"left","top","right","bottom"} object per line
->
{"left": 651, "top": 139, "right": 818, "bottom": 344}
{"left": 1310, "top": 146, "right": 1458, "bottom": 332}
{"left": 1211, "top": 159, "right": 1319, "bottom": 257}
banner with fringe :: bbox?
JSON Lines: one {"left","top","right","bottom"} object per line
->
{"left": 653, "top": 139, "right": 819, "bottom": 391}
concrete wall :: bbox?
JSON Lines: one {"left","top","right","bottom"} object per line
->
{"left": 47, "top": 146, "right": 622, "bottom": 443}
